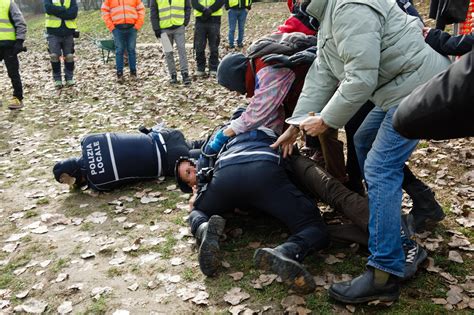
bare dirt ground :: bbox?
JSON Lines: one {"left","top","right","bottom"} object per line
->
{"left": 0, "top": 2, "right": 473, "bottom": 314}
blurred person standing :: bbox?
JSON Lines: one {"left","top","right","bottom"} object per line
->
{"left": 225, "top": 0, "right": 251, "bottom": 49}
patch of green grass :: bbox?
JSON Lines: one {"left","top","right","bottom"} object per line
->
{"left": 306, "top": 293, "right": 334, "bottom": 314}
{"left": 181, "top": 267, "right": 197, "bottom": 282}
{"left": 418, "top": 141, "right": 429, "bottom": 149}
{"left": 51, "top": 258, "right": 69, "bottom": 273}
{"left": 84, "top": 296, "right": 108, "bottom": 315}
{"left": 80, "top": 222, "right": 94, "bottom": 231}
{"left": 433, "top": 253, "right": 470, "bottom": 278}
{"left": 36, "top": 197, "right": 49, "bottom": 205}
{"left": 24, "top": 210, "right": 38, "bottom": 218}
{"left": 0, "top": 254, "right": 32, "bottom": 289}
{"left": 459, "top": 227, "right": 474, "bottom": 240}
{"left": 173, "top": 215, "right": 186, "bottom": 226}
{"left": 151, "top": 232, "right": 177, "bottom": 259}
{"left": 107, "top": 267, "right": 125, "bottom": 278}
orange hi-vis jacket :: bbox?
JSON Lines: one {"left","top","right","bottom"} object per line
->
{"left": 101, "top": 0, "right": 145, "bottom": 31}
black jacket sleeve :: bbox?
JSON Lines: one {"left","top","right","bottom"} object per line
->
{"left": 44, "top": 0, "right": 66, "bottom": 15}
{"left": 184, "top": 0, "right": 191, "bottom": 26}
{"left": 393, "top": 48, "right": 474, "bottom": 140}
{"left": 426, "top": 29, "right": 474, "bottom": 56}
{"left": 62, "top": 0, "right": 78, "bottom": 20}
{"left": 150, "top": 0, "right": 160, "bottom": 32}
{"left": 191, "top": 0, "right": 206, "bottom": 12}
{"left": 209, "top": 0, "right": 224, "bottom": 13}
{"left": 224, "top": 0, "right": 230, "bottom": 10}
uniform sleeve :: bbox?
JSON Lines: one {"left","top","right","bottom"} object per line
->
{"left": 191, "top": 0, "right": 205, "bottom": 12}
{"left": 134, "top": 0, "right": 146, "bottom": 30}
{"left": 10, "top": 0, "right": 27, "bottom": 40}
{"left": 184, "top": 0, "right": 192, "bottom": 26}
{"left": 209, "top": 0, "right": 224, "bottom": 12}
{"left": 62, "top": 0, "right": 78, "bottom": 20}
{"left": 150, "top": 0, "right": 160, "bottom": 32}
{"left": 101, "top": 0, "right": 115, "bottom": 31}
{"left": 320, "top": 4, "right": 382, "bottom": 128}
{"left": 230, "top": 66, "right": 295, "bottom": 135}
{"left": 44, "top": 0, "right": 66, "bottom": 16}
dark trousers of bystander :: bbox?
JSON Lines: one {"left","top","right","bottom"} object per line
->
{"left": 194, "top": 20, "right": 221, "bottom": 72}
{"left": 0, "top": 47, "right": 23, "bottom": 100}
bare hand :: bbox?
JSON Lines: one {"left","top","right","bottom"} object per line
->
{"left": 270, "top": 125, "right": 300, "bottom": 158}
{"left": 300, "top": 116, "right": 328, "bottom": 137}
{"left": 422, "top": 27, "right": 431, "bottom": 38}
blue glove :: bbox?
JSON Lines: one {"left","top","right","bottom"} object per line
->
{"left": 204, "top": 129, "right": 229, "bottom": 155}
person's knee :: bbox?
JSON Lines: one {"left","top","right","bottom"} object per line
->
{"left": 64, "top": 54, "right": 74, "bottom": 63}
{"left": 50, "top": 53, "right": 60, "bottom": 63}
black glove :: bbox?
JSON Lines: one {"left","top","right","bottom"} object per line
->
{"left": 261, "top": 53, "right": 293, "bottom": 68}
{"left": 202, "top": 8, "right": 211, "bottom": 20}
{"left": 13, "top": 39, "right": 24, "bottom": 55}
{"left": 154, "top": 29, "right": 162, "bottom": 38}
{"left": 289, "top": 50, "right": 317, "bottom": 65}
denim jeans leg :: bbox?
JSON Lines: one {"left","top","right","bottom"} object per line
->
{"left": 363, "top": 106, "right": 419, "bottom": 277}
{"left": 228, "top": 9, "right": 237, "bottom": 47}
{"left": 354, "top": 106, "right": 385, "bottom": 176}
{"left": 237, "top": 9, "right": 247, "bottom": 46}
{"left": 126, "top": 28, "right": 137, "bottom": 72}
{"left": 113, "top": 29, "right": 125, "bottom": 73}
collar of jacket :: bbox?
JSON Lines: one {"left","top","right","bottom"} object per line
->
{"left": 306, "top": 0, "right": 328, "bottom": 21}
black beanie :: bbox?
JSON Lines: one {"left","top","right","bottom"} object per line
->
{"left": 217, "top": 53, "right": 248, "bottom": 95}
{"left": 53, "top": 157, "right": 83, "bottom": 184}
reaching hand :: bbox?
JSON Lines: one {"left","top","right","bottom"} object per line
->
{"left": 13, "top": 39, "right": 24, "bottom": 55}
{"left": 261, "top": 53, "right": 293, "bottom": 68}
{"left": 154, "top": 30, "right": 162, "bottom": 38}
{"left": 300, "top": 116, "right": 328, "bottom": 137}
{"left": 203, "top": 129, "right": 230, "bottom": 155}
{"left": 270, "top": 125, "right": 300, "bottom": 158}
{"left": 422, "top": 27, "right": 431, "bottom": 38}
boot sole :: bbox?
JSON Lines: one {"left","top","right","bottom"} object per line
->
{"left": 198, "top": 215, "right": 225, "bottom": 277}
{"left": 328, "top": 286, "right": 400, "bottom": 304}
{"left": 254, "top": 248, "right": 316, "bottom": 294}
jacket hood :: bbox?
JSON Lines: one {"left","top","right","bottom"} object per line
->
{"left": 306, "top": 0, "right": 328, "bottom": 22}
{"left": 217, "top": 53, "right": 248, "bottom": 95}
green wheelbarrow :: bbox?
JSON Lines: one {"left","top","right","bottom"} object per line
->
{"left": 96, "top": 39, "right": 115, "bottom": 64}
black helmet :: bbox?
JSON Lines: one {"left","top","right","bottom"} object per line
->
{"left": 174, "top": 157, "right": 196, "bottom": 193}
{"left": 53, "top": 157, "right": 83, "bottom": 185}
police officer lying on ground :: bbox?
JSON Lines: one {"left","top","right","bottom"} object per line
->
{"left": 53, "top": 125, "right": 203, "bottom": 191}
{"left": 176, "top": 122, "right": 427, "bottom": 293}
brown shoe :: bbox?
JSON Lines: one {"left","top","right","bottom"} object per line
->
{"left": 8, "top": 97, "right": 23, "bottom": 110}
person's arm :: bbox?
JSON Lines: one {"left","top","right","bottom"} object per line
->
{"left": 184, "top": 0, "right": 191, "bottom": 26}
{"left": 61, "top": 0, "right": 78, "bottom": 20}
{"left": 191, "top": 0, "right": 206, "bottom": 12}
{"left": 150, "top": 0, "right": 161, "bottom": 34}
{"left": 134, "top": 0, "right": 146, "bottom": 30}
{"left": 10, "top": 0, "right": 26, "bottom": 41}
{"left": 101, "top": 0, "right": 115, "bottom": 32}
{"left": 425, "top": 28, "right": 474, "bottom": 56}
{"left": 229, "top": 66, "right": 295, "bottom": 135}
{"left": 224, "top": 0, "right": 230, "bottom": 10}
{"left": 209, "top": 0, "right": 224, "bottom": 13}
{"left": 317, "top": 4, "right": 381, "bottom": 129}
{"left": 44, "top": 0, "right": 66, "bottom": 16}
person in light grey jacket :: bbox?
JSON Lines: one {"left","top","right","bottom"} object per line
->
{"left": 272, "top": 0, "right": 451, "bottom": 304}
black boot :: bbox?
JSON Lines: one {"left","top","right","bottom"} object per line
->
{"left": 182, "top": 71, "right": 191, "bottom": 85}
{"left": 169, "top": 73, "right": 178, "bottom": 84}
{"left": 195, "top": 215, "right": 226, "bottom": 276}
{"left": 400, "top": 215, "right": 427, "bottom": 280}
{"left": 254, "top": 242, "right": 315, "bottom": 294}
{"left": 328, "top": 268, "right": 400, "bottom": 304}
{"left": 403, "top": 173, "right": 445, "bottom": 232}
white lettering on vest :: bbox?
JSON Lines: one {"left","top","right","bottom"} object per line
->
{"left": 86, "top": 141, "right": 106, "bottom": 176}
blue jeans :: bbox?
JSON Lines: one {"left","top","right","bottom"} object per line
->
{"left": 354, "top": 106, "right": 419, "bottom": 277}
{"left": 228, "top": 8, "right": 248, "bottom": 47}
{"left": 112, "top": 27, "right": 137, "bottom": 73}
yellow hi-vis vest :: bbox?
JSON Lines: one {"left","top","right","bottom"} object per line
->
{"left": 0, "top": 0, "right": 15, "bottom": 41}
{"left": 194, "top": 0, "right": 222, "bottom": 17}
{"left": 228, "top": 0, "right": 251, "bottom": 8}
{"left": 157, "top": 0, "right": 185, "bottom": 29}
{"left": 45, "top": 0, "right": 77, "bottom": 29}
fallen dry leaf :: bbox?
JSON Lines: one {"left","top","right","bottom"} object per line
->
{"left": 448, "top": 250, "right": 464, "bottom": 263}
{"left": 228, "top": 272, "right": 244, "bottom": 281}
{"left": 224, "top": 287, "right": 250, "bottom": 306}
